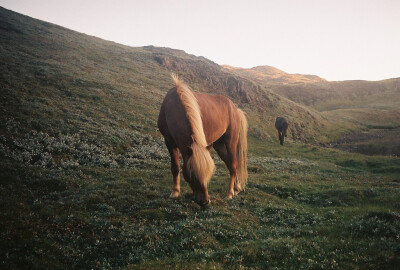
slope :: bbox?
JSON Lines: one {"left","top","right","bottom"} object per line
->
{"left": 271, "top": 79, "right": 400, "bottom": 111}
{"left": 0, "top": 4, "right": 337, "bottom": 172}
{"left": 147, "top": 46, "right": 334, "bottom": 142}
{"left": 223, "top": 63, "right": 400, "bottom": 133}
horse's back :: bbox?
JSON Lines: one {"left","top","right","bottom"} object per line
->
{"left": 275, "top": 117, "right": 288, "bottom": 130}
{"left": 195, "top": 92, "right": 237, "bottom": 143}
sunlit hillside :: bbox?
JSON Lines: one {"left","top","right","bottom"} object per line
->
{"left": 223, "top": 65, "right": 326, "bottom": 84}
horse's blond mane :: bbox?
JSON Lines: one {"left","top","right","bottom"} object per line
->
{"left": 172, "top": 74, "right": 208, "bottom": 147}
{"left": 172, "top": 74, "right": 214, "bottom": 186}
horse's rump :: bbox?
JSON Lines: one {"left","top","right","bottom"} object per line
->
{"left": 275, "top": 117, "right": 288, "bottom": 131}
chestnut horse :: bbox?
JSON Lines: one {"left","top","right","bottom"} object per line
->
{"left": 158, "top": 75, "right": 248, "bottom": 206}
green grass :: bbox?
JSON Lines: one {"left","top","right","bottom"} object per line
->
{"left": 1, "top": 139, "right": 399, "bottom": 269}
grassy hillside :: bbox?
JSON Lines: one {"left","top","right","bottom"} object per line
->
{"left": 225, "top": 65, "right": 400, "bottom": 113}
{"left": 0, "top": 6, "right": 341, "bottom": 149}
{"left": 270, "top": 79, "right": 400, "bottom": 113}
{"left": 222, "top": 64, "right": 400, "bottom": 156}
{"left": 1, "top": 7, "right": 399, "bottom": 270}
{"left": 2, "top": 137, "right": 399, "bottom": 269}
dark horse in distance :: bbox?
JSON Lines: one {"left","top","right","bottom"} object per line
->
{"left": 275, "top": 117, "right": 289, "bottom": 145}
{"left": 158, "top": 75, "right": 248, "bottom": 206}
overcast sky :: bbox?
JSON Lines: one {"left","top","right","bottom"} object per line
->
{"left": 1, "top": 0, "right": 400, "bottom": 81}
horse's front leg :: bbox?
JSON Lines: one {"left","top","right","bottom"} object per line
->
{"left": 226, "top": 146, "right": 238, "bottom": 199}
{"left": 165, "top": 139, "right": 181, "bottom": 198}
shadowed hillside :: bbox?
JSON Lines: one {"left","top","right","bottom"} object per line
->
{"left": 1, "top": 7, "right": 399, "bottom": 270}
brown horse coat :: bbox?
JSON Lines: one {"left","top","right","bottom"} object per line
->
{"left": 158, "top": 75, "right": 248, "bottom": 206}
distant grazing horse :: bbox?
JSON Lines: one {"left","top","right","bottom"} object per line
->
{"left": 158, "top": 75, "right": 248, "bottom": 206}
{"left": 275, "top": 117, "right": 288, "bottom": 145}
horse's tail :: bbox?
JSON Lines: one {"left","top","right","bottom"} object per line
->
{"left": 172, "top": 74, "right": 215, "bottom": 186}
{"left": 236, "top": 109, "right": 248, "bottom": 190}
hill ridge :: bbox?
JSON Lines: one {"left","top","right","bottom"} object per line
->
{"left": 223, "top": 64, "right": 326, "bottom": 84}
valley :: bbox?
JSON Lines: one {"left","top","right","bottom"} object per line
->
{"left": 328, "top": 127, "right": 400, "bottom": 157}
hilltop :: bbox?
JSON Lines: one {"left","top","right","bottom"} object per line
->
{"left": 223, "top": 65, "right": 326, "bottom": 84}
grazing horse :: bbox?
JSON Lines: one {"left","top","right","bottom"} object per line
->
{"left": 158, "top": 75, "right": 248, "bottom": 206}
{"left": 275, "top": 117, "right": 289, "bottom": 145}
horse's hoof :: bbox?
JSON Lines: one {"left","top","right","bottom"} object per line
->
{"left": 234, "top": 186, "right": 242, "bottom": 195}
{"left": 199, "top": 199, "right": 211, "bottom": 207}
{"left": 227, "top": 193, "right": 234, "bottom": 199}
{"left": 170, "top": 191, "right": 180, "bottom": 198}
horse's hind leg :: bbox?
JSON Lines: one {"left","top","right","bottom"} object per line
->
{"left": 165, "top": 138, "right": 181, "bottom": 198}
{"left": 214, "top": 137, "right": 239, "bottom": 199}
{"left": 278, "top": 131, "right": 283, "bottom": 145}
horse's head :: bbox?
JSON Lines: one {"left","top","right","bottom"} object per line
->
{"left": 183, "top": 167, "right": 210, "bottom": 206}
{"left": 188, "top": 179, "right": 210, "bottom": 206}
{"left": 183, "top": 148, "right": 212, "bottom": 206}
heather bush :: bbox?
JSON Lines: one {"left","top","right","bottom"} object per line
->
{"left": 0, "top": 118, "right": 168, "bottom": 169}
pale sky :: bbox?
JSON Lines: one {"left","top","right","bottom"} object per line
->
{"left": 1, "top": 0, "right": 400, "bottom": 81}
